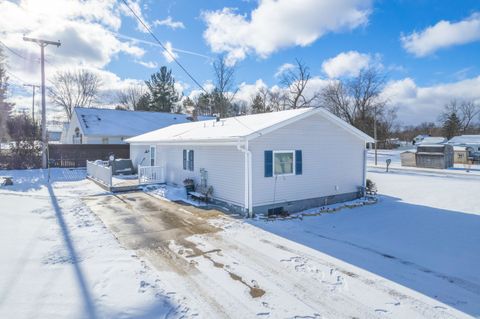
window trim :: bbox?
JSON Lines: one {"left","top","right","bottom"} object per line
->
{"left": 273, "top": 150, "right": 295, "bottom": 176}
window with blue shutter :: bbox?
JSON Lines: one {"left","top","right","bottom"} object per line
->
{"left": 183, "top": 150, "right": 187, "bottom": 170}
{"left": 295, "top": 150, "right": 302, "bottom": 175}
{"left": 264, "top": 150, "right": 273, "bottom": 177}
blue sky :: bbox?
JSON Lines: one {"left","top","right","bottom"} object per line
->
{"left": 1, "top": 0, "right": 480, "bottom": 125}
{"left": 117, "top": 0, "right": 480, "bottom": 88}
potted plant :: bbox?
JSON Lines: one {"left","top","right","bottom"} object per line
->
{"left": 183, "top": 178, "right": 195, "bottom": 193}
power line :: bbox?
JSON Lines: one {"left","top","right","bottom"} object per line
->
{"left": 120, "top": 0, "right": 208, "bottom": 94}
{"left": 0, "top": 39, "right": 39, "bottom": 63}
{"left": 5, "top": 70, "right": 28, "bottom": 85}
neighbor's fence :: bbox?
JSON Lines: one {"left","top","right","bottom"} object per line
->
{"left": 86, "top": 161, "right": 112, "bottom": 187}
{"left": 138, "top": 165, "right": 165, "bottom": 184}
{"left": 48, "top": 144, "right": 130, "bottom": 168}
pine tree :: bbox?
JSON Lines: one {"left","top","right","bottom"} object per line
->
{"left": 145, "top": 66, "right": 180, "bottom": 112}
{"left": 442, "top": 111, "right": 462, "bottom": 139}
{"left": 251, "top": 94, "right": 265, "bottom": 114}
{"left": 0, "top": 47, "right": 14, "bottom": 142}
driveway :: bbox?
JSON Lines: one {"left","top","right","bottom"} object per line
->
{"left": 83, "top": 191, "right": 469, "bottom": 319}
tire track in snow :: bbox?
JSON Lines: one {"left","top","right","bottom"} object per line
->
{"left": 303, "top": 230, "right": 480, "bottom": 296}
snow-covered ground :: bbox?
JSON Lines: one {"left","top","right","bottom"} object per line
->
{"left": 0, "top": 169, "right": 186, "bottom": 318}
{"left": 253, "top": 169, "right": 480, "bottom": 316}
{"left": 0, "top": 167, "right": 478, "bottom": 318}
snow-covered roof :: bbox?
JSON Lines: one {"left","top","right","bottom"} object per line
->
{"left": 416, "top": 137, "right": 446, "bottom": 145}
{"left": 126, "top": 107, "right": 374, "bottom": 144}
{"left": 448, "top": 135, "right": 480, "bottom": 145}
{"left": 74, "top": 107, "right": 212, "bottom": 137}
{"left": 453, "top": 146, "right": 467, "bottom": 151}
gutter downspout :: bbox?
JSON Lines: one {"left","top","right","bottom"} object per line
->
{"left": 362, "top": 146, "right": 367, "bottom": 197}
{"left": 237, "top": 139, "right": 253, "bottom": 217}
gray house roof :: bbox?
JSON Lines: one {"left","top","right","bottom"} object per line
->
{"left": 74, "top": 107, "right": 213, "bottom": 137}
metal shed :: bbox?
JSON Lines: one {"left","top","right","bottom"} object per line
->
{"left": 416, "top": 144, "right": 454, "bottom": 169}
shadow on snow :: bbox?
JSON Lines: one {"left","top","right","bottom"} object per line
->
{"left": 250, "top": 195, "right": 480, "bottom": 316}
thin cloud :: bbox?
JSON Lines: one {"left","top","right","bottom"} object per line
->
{"left": 153, "top": 16, "right": 185, "bottom": 30}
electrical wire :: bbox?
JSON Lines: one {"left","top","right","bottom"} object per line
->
{"left": 0, "top": 39, "right": 40, "bottom": 63}
{"left": 120, "top": 0, "right": 208, "bottom": 94}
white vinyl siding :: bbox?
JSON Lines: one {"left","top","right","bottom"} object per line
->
{"left": 250, "top": 112, "right": 365, "bottom": 207}
{"left": 155, "top": 145, "right": 245, "bottom": 206}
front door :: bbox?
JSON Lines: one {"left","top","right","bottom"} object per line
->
{"left": 150, "top": 146, "right": 156, "bottom": 166}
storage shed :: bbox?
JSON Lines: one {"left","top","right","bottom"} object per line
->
{"left": 400, "top": 151, "right": 416, "bottom": 167}
{"left": 416, "top": 144, "right": 454, "bottom": 169}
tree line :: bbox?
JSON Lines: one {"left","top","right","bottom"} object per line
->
{"left": 2, "top": 44, "right": 480, "bottom": 153}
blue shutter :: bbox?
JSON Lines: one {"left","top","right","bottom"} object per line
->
{"left": 264, "top": 150, "right": 273, "bottom": 177}
{"left": 188, "top": 150, "right": 194, "bottom": 171}
{"left": 183, "top": 150, "right": 187, "bottom": 170}
{"left": 295, "top": 150, "right": 302, "bottom": 175}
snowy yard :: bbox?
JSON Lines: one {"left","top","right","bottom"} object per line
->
{"left": 0, "top": 167, "right": 479, "bottom": 318}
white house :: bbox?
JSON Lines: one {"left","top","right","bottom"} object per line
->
{"left": 62, "top": 107, "right": 212, "bottom": 144}
{"left": 127, "top": 107, "right": 374, "bottom": 216}
{"left": 447, "top": 135, "right": 480, "bottom": 152}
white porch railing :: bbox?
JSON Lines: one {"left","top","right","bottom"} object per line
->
{"left": 87, "top": 160, "right": 112, "bottom": 187}
{"left": 138, "top": 165, "right": 165, "bottom": 184}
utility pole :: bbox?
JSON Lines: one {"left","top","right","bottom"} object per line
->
{"left": 23, "top": 84, "right": 40, "bottom": 125}
{"left": 374, "top": 104, "right": 378, "bottom": 166}
{"left": 23, "top": 36, "right": 60, "bottom": 169}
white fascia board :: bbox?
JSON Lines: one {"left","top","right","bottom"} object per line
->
{"left": 127, "top": 139, "right": 242, "bottom": 146}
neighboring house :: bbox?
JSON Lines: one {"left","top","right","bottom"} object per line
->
{"left": 448, "top": 135, "right": 480, "bottom": 164}
{"left": 447, "top": 135, "right": 480, "bottom": 152}
{"left": 453, "top": 146, "right": 469, "bottom": 164}
{"left": 62, "top": 107, "right": 212, "bottom": 144}
{"left": 413, "top": 134, "right": 430, "bottom": 145}
{"left": 127, "top": 107, "right": 374, "bottom": 216}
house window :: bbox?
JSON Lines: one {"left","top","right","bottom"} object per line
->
{"left": 102, "top": 137, "right": 109, "bottom": 144}
{"left": 73, "top": 127, "right": 82, "bottom": 144}
{"left": 183, "top": 149, "right": 194, "bottom": 171}
{"left": 274, "top": 151, "right": 294, "bottom": 176}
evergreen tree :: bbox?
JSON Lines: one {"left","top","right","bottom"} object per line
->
{"left": 251, "top": 94, "right": 265, "bottom": 114}
{"left": 145, "top": 66, "right": 180, "bottom": 112}
{"left": 0, "top": 47, "right": 14, "bottom": 142}
{"left": 135, "top": 93, "right": 151, "bottom": 111}
{"left": 442, "top": 111, "right": 462, "bottom": 139}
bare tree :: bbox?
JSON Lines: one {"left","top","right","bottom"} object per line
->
{"left": 440, "top": 100, "right": 480, "bottom": 133}
{"left": 212, "top": 55, "right": 237, "bottom": 117}
{"left": 280, "top": 59, "right": 318, "bottom": 109}
{"left": 321, "top": 81, "right": 354, "bottom": 124}
{"left": 267, "top": 89, "right": 288, "bottom": 111}
{"left": 49, "top": 69, "right": 102, "bottom": 118}
{"left": 321, "top": 67, "right": 391, "bottom": 138}
{"left": 116, "top": 84, "right": 147, "bottom": 111}
{"left": 0, "top": 47, "right": 14, "bottom": 141}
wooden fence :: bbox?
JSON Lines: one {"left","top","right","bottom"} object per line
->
{"left": 48, "top": 144, "right": 130, "bottom": 168}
